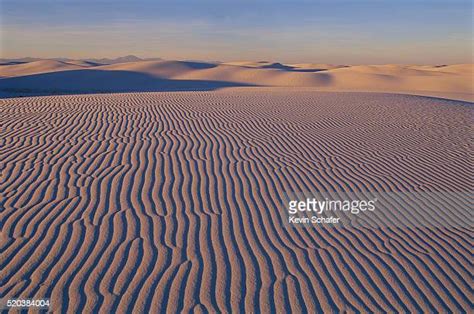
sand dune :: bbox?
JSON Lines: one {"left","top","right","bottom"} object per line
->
{"left": 0, "top": 69, "right": 251, "bottom": 96}
{"left": 100, "top": 60, "right": 219, "bottom": 77}
{"left": 0, "top": 90, "right": 471, "bottom": 312}
{"left": 221, "top": 61, "right": 345, "bottom": 71}
{"left": 0, "top": 60, "right": 93, "bottom": 78}
{"left": 0, "top": 59, "right": 472, "bottom": 101}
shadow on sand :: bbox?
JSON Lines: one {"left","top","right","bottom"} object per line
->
{"left": 0, "top": 69, "right": 255, "bottom": 98}
{"left": 260, "top": 62, "right": 328, "bottom": 72}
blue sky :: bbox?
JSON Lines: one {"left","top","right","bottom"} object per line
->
{"left": 1, "top": 0, "right": 472, "bottom": 64}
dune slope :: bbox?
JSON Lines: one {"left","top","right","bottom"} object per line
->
{"left": 0, "top": 60, "right": 93, "bottom": 78}
{"left": 0, "top": 90, "right": 471, "bottom": 312}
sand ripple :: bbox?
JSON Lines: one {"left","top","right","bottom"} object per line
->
{"left": 0, "top": 91, "right": 472, "bottom": 312}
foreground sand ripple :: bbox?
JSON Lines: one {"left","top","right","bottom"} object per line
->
{"left": 0, "top": 91, "right": 472, "bottom": 312}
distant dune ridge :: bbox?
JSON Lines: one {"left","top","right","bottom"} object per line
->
{"left": 0, "top": 58, "right": 472, "bottom": 101}
{"left": 0, "top": 91, "right": 471, "bottom": 312}
{"left": 0, "top": 57, "right": 472, "bottom": 312}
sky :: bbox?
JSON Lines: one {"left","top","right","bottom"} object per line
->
{"left": 1, "top": 0, "right": 472, "bottom": 64}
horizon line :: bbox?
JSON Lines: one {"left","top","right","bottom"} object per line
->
{"left": 1, "top": 55, "right": 472, "bottom": 66}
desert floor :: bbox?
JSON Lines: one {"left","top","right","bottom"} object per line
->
{"left": 0, "top": 90, "right": 472, "bottom": 312}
